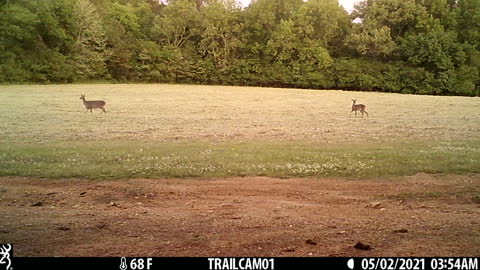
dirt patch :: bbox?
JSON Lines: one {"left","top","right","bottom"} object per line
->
{"left": 0, "top": 174, "right": 479, "bottom": 257}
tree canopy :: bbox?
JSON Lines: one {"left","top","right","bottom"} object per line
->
{"left": 1, "top": 0, "right": 478, "bottom": 96}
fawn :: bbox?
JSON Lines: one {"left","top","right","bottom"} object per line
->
{"left": 80, "top": 94, "right": 107, "bottom": 114}
{"left": 351, "top": 99, "right": 368, "bottom": 117}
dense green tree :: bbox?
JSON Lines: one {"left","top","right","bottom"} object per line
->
{"left": 109, "top": 2, "right": 142, "bottom": 37}
{"left": 296, "top": 0, "right": 350, "bottom": 51}
{"left": 198, "top": 0, "right": 242, "bottom": 71}
{"left": 345, "top": 25, "right": 397, "bottom": 59}
{"left": 457, "top": 0, "right": 480, "bottom": 48}
{"left": 0, "top": 2, "right": 40, "bottom": 81}
{"left": 0, "top": 0, "right": 76, "bottom": 82}
{"left": 353, "top": 0, "right": 421, "bottom": 38}
{"left": 456, "top": 0, "right": 480, "bottom": 93}
{"left": 0, "top": 0, "right": 478, "bottom": 95}
{"left": 399, "top": 24, "right": 463, "bottom": 72}
{"left": 151, "top": 0, "right": 199, "bottom": 48}
{"left": 70, "top": 0, "right": 108, "bottom": 79}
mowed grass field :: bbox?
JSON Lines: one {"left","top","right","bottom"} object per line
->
{"left": 1, "top": 84, "right": 480, "bottom": 179}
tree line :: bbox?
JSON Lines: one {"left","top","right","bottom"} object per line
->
{"left": 1, "top": 0, "right": 479, "bottom": 96}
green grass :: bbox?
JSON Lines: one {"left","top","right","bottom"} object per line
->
{"left": 1, "top": 140, "right": 479, "bottom": 179}
{"left": 0, "top": 84, "right": 479, "bottom": 179}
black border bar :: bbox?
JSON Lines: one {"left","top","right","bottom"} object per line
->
{"left": 11, "top": 257, "right": 479, "bottom": 270}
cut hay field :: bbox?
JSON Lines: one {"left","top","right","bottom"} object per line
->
{"left": 1, "top": 84, "right": 480, "bottom": 179}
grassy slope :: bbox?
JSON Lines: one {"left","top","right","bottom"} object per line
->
{"left": 0, "top": 84, "right": 479, "bottom": 179}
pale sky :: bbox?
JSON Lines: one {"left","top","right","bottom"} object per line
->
{"left": 338, "top": 0, "right": 360, "bottom": 12}
{"left": 239, "top": 0, "right": 361, "bottom": 12}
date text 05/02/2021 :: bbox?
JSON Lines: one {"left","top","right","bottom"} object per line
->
{"left": 360, "top": 258, "right": 478, "bottom": 270}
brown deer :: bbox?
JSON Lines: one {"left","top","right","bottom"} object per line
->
{"left": 80, "top": 94, "right": 107, "bottom": 114}
{"left": 351, "top": 99, "right": 368, "bottom": 117}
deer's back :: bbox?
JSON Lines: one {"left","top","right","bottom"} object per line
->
{"left": 352, "top": 104, "right": 366, "bottom": 110}
{"left": 84, "top": 100, "right": 106, "bottom": 108}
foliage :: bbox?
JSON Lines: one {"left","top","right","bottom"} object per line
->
{"left": 70, "top": 0, "right": 109, "bottom": 79}
{"left": 345, "top": 25, "right": 397, "bottom": 59}
{"left": 1, "top": 0, "right": 479, "bottom": 95}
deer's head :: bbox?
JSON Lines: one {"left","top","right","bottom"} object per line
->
{"left": 80, "top": 94, "right": 85, "bottom": 100}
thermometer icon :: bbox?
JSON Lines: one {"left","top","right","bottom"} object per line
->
{"left": 120, "top": 257, "right": 127, "bottom": 270}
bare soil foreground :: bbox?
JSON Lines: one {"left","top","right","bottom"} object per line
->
{"left": 1, "top": 174, "right": 479, "bottom": 257}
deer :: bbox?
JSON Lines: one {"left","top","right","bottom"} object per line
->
{"left": 80, "top": 94, "right": 107, "bottom": 114}
{"left": 351, "top": 99, "right": 368, "bottom": 117}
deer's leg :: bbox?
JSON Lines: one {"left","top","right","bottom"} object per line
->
{"left": 355, "top": 110, "right": 357, "bottom": 117}
{"left": 101, "top": 107, "right": 107, "bottom": 114}
{"left": 364, "top": 110, "right": 368, "bottom": 117}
